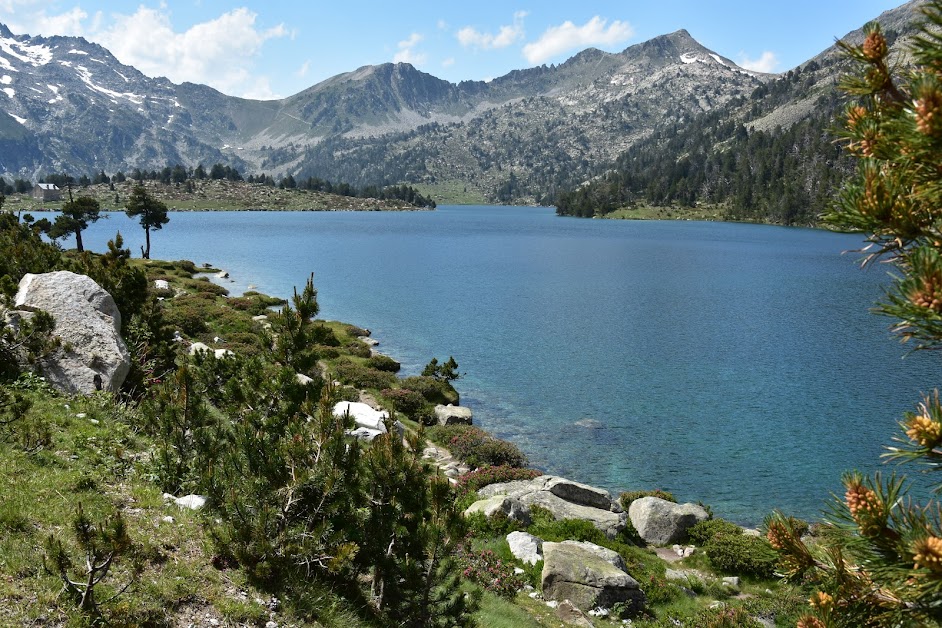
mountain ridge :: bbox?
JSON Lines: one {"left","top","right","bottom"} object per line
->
{"left": 0, "top": 2, "right": 925, "bottom": 203}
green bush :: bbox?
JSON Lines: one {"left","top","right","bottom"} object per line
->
{"left": 345, "top": 341, "right": 372, "bottom": 358}
{"left": 345, "top": 324, "right": 370, "bottom": 338}
{"left": 400, "top": 376, "right": 459, "bottom": 405}
{"left": 688, "top": 518, "right": 743, "bottom": 545}
{"left": 619, "top": 489, "right": 676, "bottom": 511}
{"left": 332, "top": 360, "right": 397, "bottom": 390}
{"left": 366, "top": 354, "right": 400, "bottom": 372}
{"left": 704, "top": 533, "right": 778, "bottom": 578}
{"left": 161, "top": 295, "right": 210, "bottom": 336}
{"left": 382, "top": 388, "right": 428, "bottom": 417}
{"left": 426, "top": 425, "right": 527, "bottom": 468}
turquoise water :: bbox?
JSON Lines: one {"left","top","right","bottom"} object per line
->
{"left": 77, "top": 206, "right": 937, "bottom": 525}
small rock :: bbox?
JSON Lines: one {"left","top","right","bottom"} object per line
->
{"left": 162, "top": 516, "right": 175, "bottom": 523}
{"left": 154, "top": 279, "right": 170, "bottom": 290}
{"left": 265, "top": 622, "right": 278, "bottom": 628}
{"left": 513, "top": 567, "right": 525, "bottom": 575}
{"left": 722, "top": 576, "right": 740, "bottom": 588}
{"left": 216, "top": 271, "right": 229, "bottom": 279}
{"left": 75, "top": 413, "right": 86, "bottom": 419}
{"left": 545, "top": 600, "right": 559, "bottom": 609}
{"left": 173, "top": 494, "right": 207, "bottom": 510}
{"left": 556, "top": 600, "right": 593, "bottom": 627}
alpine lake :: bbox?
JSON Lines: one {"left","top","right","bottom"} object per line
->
{"left": 74, "top": 205, "right": 938, "bottom": 527}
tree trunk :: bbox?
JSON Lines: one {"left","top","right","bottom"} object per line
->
{"left": 143, "top": 227, "right": 151, "bottom": 259}
{"left": 74, "top": 228, "right": 84, "bottom": 253}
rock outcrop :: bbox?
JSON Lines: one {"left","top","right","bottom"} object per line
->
{"left": 434, "top": 404, "right": 473, "bottom": 425}
{"left": 476, "top": 475, "right": 627, "bottom": 538}
{"left": 541, "top": 541, "right": 645, "bottom": 613}
{"left": 464, "top": 495, "right": 531, "bottom": 526}
{"left": 13, "top": 271, "right": 130, "bottom": 394}
{"left": 628, "top": 497, "right": 709, "bottom": 546}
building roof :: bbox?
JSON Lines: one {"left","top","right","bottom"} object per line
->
{"left": 36, "top": 183, "right": 59, "bottom": 190}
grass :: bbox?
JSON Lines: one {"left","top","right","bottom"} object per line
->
{"left": 602, "top": 202, "right": 729, "bottom": 221}
{"left": 412, "top": 179, "right": 489, "bottom": 205}
{"left": 3, "top": 178, "right": 432, "bottom": 213}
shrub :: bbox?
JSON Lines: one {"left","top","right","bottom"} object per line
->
{"left": 332, "top": 360, "right": 396, "bottom": 390}
{"left": 345, "top": 324, "right": 370, "bottom": 338}
{"left": 345, "top": 341, "right": 372, "bottom": 358}
{"left": 161, "top": 295, "right": 209, "bottom": 336}
{"left": 455, "top": 465, "right": 543, "bottom": 500}
{"left": 687, "top": 518, "right": 743, "bottom": 545}
{"left": 400, "top": 375, "right": 459, "bottom": 405}
{"left": 427, "top": 425, "right": 527, "bottom": 468}
{"left": 366, "top": 354, "right": 400, "bottom": 372}
{"left": 457, "top": 547, "right": 527, "bottom": 599}
{"left": 381, "top": 387, "right": 427, "bottom": 417}
{"left": 704, "top": 533, "right": 777, "bottom": 578}
{"left": 619, "top": 489, "right": 676, "bottom": 511}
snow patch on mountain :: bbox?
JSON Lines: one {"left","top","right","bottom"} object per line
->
{"left": 680, "top": 52, "right": 699, "bottom": 64}
{"left": 68, "top": 49, "right": 88, "bottom": 55}
{"left": 0, "top": 75, "right": 10, "bottom": 84}
{"left": 0, "top": 36, "right": 52, "bottom": 66}
{"left": 8, "top": 112, "right": 26, "bottom": 124}
{"left": 709, "top": 53, "right": 725, "bottom": 65}
{"left": 75, "top": 64, "right": 144, "bottom": 104}
{"left": 2, "top": 87, "right": 13, "bottom": 98}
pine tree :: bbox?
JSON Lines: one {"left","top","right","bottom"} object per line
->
{"left": 767, "top": 5, "right": 942, "bottom": 626}
{"left": 124, "top": 184, "right": 168, "bottom": 259}
{"left": 48, "top": 186, "right": 101, "bottom": 252}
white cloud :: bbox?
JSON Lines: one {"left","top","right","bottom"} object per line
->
{"left": 441, "top": 57, "right": 455, "bottom": 68}
{"left": 296, "top": 60, "right": 310, "bottom": 78}
{"left": 736, "top": 51, "right": 779, "bottom": 73}
{"left": 522, "top": 16, "right": 633, "bottom": 64}
{"left": 94, "top": 7, "right": 287, "bottom": 99}
{"left": 393, "top": 32, "right": 426, "bottom": 65}
{"left": 437, "top": 19, "right": 449, "bottom": 31}
{"left": 4, "top": 3, "right": 89, "bottom": 37}
{"left": 457, "top": 11, "right": 527, "bottom": 51}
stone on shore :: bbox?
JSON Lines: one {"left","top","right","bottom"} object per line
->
{"left": 434, "top": 403, "right": 473, "bottom": 425}
{"left": 628, "top": 497, "right": 709, "bottom": 546}
{"left": 333, "top": 401, "right": 403, "bottom": 441}
{"left": 507, "top": 531, "right": 543, "bottom": 565}
{"left": 478, "top": 475, "right": 627, "bottom": 538}
{"left": 541, "top": 541, "right": 645, "bottom": 613}
{"left": 13, "top": 271, "right": 130, "bottom": 394}
{"left": 154, "top": 279, "right": 170, "bottom": 291}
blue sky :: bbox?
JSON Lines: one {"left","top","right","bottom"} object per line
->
{"left": 0, "top": 0, "right": 910, "bottom": 99}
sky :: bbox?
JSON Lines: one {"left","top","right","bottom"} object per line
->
{"left": 0, "top": 0, "right": 912, "bottom": 100}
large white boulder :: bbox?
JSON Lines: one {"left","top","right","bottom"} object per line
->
{"left": 507, "top": 531, "right": 543, "bottom": 565}
{"left": 14, "top": 271, "right": 130, "bottom": 394}
{"left": 334, "top": 401, "right": 392, "bottom": 440}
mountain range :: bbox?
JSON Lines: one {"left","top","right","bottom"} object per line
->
{"left": 0, "top": 1, "right": 926, "bottom": 204}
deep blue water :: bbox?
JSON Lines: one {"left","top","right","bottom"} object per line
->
{"left": 73, "top": 206, "right": 937, "bottom": 526}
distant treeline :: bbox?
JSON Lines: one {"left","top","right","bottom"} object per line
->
{"left": 555, "top": 63, "right": 857, "bottom": 225}
{"left": 1, "top": 162, "right": 435, "bottom": 208}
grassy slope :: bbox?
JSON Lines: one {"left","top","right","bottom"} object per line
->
{"left": 3, "top": 179, "right": 431, "bottom": 213}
